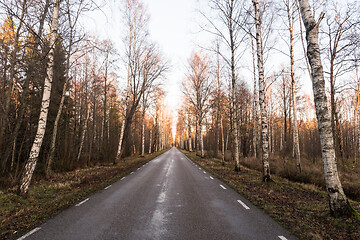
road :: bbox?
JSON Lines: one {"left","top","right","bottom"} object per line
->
{"left": 17, "top": 147, "right": 296, "bottom": 240}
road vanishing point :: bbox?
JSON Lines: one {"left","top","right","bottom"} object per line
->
{"left": 17, "top": 148, "right": 296, "bottom": 240}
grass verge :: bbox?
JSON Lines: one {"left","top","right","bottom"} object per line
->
{"left": 0, "top": 149, "right": 168, "bottom": 240}
{"left": 180, "top": 149, "right": 360, "bottom": 240}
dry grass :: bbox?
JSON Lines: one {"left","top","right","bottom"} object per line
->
{"left": 239, "top": 154, "right": 360, "bottom": 201}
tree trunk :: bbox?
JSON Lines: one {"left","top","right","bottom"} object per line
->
{"left": 229, "top": 6, "right": 240, "bottom": 172}
{"left": 251, "top": 35, "right": 258, "bottom": 159}
{"left": 298, "top": 0, "right": 352, "bottom": 217}
{"left": 288, "top": 0, "right": 302, "bottom": 172}
{"left": 188, "top": 114, "right": 192, "bottom": 152}
{"left": 200, "top": 125, "right": 204, "bottom": 157}
{"left": 46, "top": 16, "right": 74, "bottom": 177}
{"left": 116, "top": 117, "right": 126, "bottom": 162}
{"left": 221, "top": 115, "right": 225, "bottom": 165}
{"left": 149, "top": 129, "right": 152, "bottom": 154}
{"left": 253, "top": 0, "right": 270, "bottom": 182}
{"left": 141, "top": 109, "right": 145, "bottom": 157}
{"left": 77, "top": 102, "right": 90, "bottom": 162}
{"left": 19, "top": 0, "right": 60, "bottom": 195}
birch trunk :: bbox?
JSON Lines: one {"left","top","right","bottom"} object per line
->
{"left": 230, "top": 10, "right": 240, "bottom": 171}
{"left": 77, "top": 102, "right": 90, "bottom": 162}
{"left": 149, "top": 129, "right": 152, "bottom": 154}
{"left": 196, "top": 116, "right": 200, "bottom": 156}
{"left": 188, "top": 114, "right": 192, "bottom": 152}
{"left": 288, "top": 0, "right": 302, "bottom": 172}
{"left": 200, "top": 125, "right": 204, "bottom": 158}
{"left": 252, "top": 0, "right": 270, "bottom": 181}
{"left": 298, "top": 0, "right": 352, "bottom": 217}
{"left": 221, "top": 115, "right": 225, "bottom": 165}
{"left": 116, "top": 117, "right": 126, "bottom": 162}
{"left": 46, "top": 3, "right": 75, "bottom": 176}
{"left": 251, "top": 35, "right": 258, "bottom": 159}
{"left": 19, "top": 0, "right": 60, "bottom": 195}
{"left": 141, "top": 109, "right": 145, "bottom": 157}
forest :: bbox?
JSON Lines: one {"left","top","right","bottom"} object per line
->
{"left": 0, "top": 0, "right": 172, "bottom": 195}
{"left": 0, "top": 0, "right": 360, "bottom": 239}
{"left": 176, "top": 0, "right": 360, "bottom": 218}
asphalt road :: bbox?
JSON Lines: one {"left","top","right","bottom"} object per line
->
{"left": 17, "top": 147, "right": 297, "bottom": 240}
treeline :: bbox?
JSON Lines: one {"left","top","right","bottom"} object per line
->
{"left": 176, "top": 0, "right": 360, "bottom": 217}
{"left": 0, "top": 0, "right": 172, "bottom": 194}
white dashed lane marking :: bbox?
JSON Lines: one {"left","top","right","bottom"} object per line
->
{"left": 278, "top": 236, "right": 288, "bottom": 240}
{"left": 104, "top": 185, "right": 112, "bottom": 190}
{"left": 209, "top": 176, "right": 214, "bottom": 180}
{"left": 203, "top": 171, "right": 206, "bottom": 174}
{"left": 220, "top": 185, "right": 226, "bottom": 190}
{"left": 237, "top": 200, "right": 250, "bottom": 210}
{"left": 17, "top": 227, "right": 41, "bottom": 240}
{"left": 75, "top": 198, "right": 89, "bottom": 207}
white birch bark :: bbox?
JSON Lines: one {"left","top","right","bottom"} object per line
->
{"left": 19, "top": 0, "right": 60, "bottom": 194}
{"left": 188, "top": 114, "right": 192, "bottom": 152}
{"left": 141, "top": 110, "right": 145, "bottom": 157}
{"left": 77, "top": 102, "right": 90, "bottom": 162}
{"left": 252, "top": 0, "right": 270, "bottom": 181}
{"left": 251, "top": 34, "right": 258, "bottom": 159}
{"left": 200, "top": 126, "right": 204, "bottom": 158}
{"left": 287, "top": 0, "right": 302, "bottom": 172}
{"left": 149, "top": 129, "right": 152, "bottom": 154}
{"left": 221, "top": 115, "right": 225, "bottom": 165}
{"left": 298, "top": 0, "right": 352, "bottom": 216}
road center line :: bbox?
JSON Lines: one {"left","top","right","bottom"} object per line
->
{"left": 237, "top": 200, "right": 250, "bottom": 210}
{"left": 76, "top": 198, "right": 89, "bottom": 207}
{"left": 104, "top": 185, "right": 112, "bottom": 190}
{"left": 278, "top": 236, "right": 288, "bottom": 240}
{"left": 17, "top": 227, "right": 41, "bottom": 240}
{"left": 220, "top": 184, "right": 226, "bottom": 190}
{"left": 209, "top": 176, "right": 214, "bottom": 180}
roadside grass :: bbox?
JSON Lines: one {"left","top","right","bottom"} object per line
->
{"left": 0, "top": 149, "right": 168, "bottom": 240}
{"left": 180, "top": 149, "right": 360, "bottom": 240}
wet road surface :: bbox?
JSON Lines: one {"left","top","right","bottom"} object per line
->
{"left": 17, "top": 147, "right": 296, "bottom": 240}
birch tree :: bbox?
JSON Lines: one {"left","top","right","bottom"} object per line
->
{"left": 19, "top": 0, "right": 60, "bottom": 195}
{"left": 204, "top": 0, "right": 247, "bottom": 171}
{"left": 252, "top": 0, "right": 271, "bottom": 181}
{"left": 183, "top": 52, "right": 212, "bottom": 158}
{"left": 298, "top": 0, "right": 353, "bottom": 217}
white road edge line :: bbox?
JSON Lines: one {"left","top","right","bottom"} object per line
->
{"left": 278, "top": 236, "right": 288, "bottom": 240}
{"left": 220, "top": 184, "right": 226, "bottom": 190}
{"left": 209, "top": 176, "right": 214, "bottom": 180}
{"left": 237, "top": 200, "right": 250, "bottom": 210}
{"left": 105, "top": 185, "right": 112, "bottom": 190}
{"left": 17, "top": 227, "right": 41, "bottom": 240}
{"left": 75, "top": 198, "right": 89, "bottom": 207}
